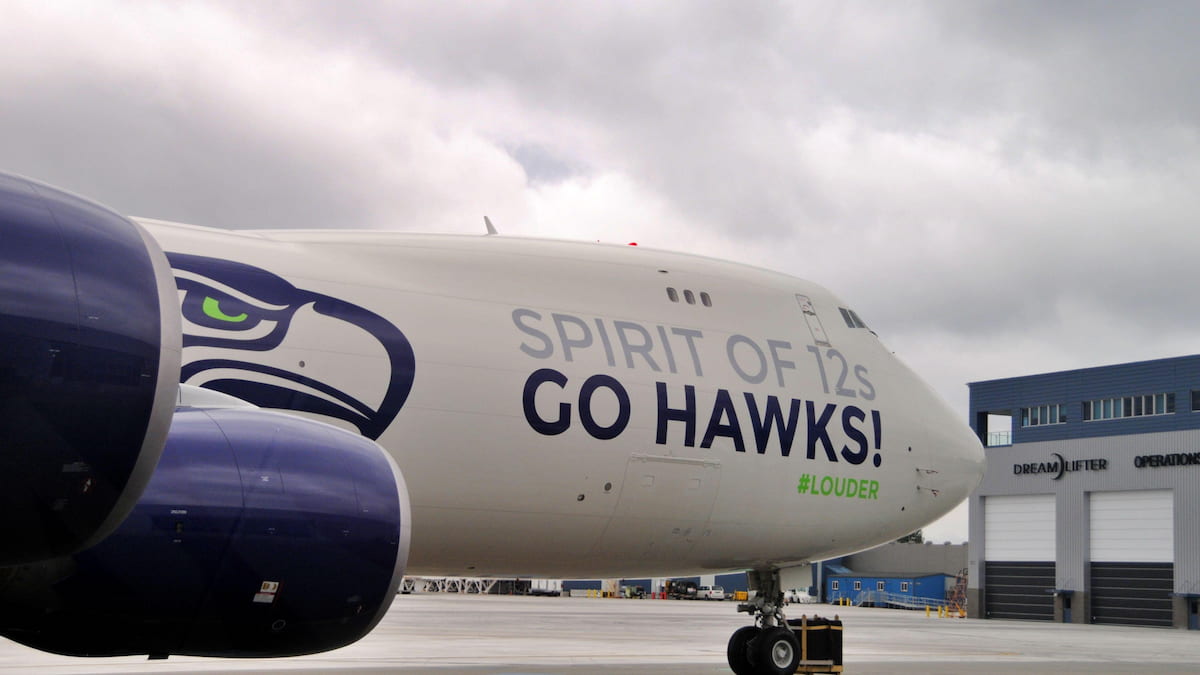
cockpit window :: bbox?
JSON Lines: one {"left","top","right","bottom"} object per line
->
{"left": 839, "top": 307, "right": 870, "bottom": 329}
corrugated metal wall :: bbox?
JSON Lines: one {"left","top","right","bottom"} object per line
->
{"left": 970, "top": 354, "right": 1200, "bottom": 444}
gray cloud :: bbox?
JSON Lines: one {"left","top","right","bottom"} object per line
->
{"left": 4, "top": 1, "right": 1199, "bottom": 541}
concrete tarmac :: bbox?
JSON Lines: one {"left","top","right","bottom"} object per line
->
{"left": 1, "top": 594, "right": 1198, "bottom": 674}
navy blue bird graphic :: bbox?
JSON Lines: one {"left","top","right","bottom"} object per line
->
{"left": 166, "top": 252, "right": 415, "bottom": 440}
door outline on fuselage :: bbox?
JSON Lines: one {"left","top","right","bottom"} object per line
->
{"left": 795, "top": 294, "right": 831, "bottom": 347}
{"left": 592, "top": 453, "right": 721, "bottom": 561}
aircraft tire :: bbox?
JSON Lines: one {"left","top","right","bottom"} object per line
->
{"left": 752, "top": 626, "right": 800, "bottom": 675}
{"left": 725, "top": 625, "right": 759, "bottom": 675}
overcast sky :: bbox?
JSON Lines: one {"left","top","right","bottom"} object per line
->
{"left": 5, "top": 1, "right": 1199, "bottom": 543}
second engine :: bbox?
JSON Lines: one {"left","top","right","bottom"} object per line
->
{"left": 0, "top": 396, "right": 411, "bottom": 658}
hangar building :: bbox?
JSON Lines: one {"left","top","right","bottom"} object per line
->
{"left": 967, "top": 354, "right": 1200, "bottom": 629}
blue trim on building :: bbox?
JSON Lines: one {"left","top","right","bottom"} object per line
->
{"left": 826, "top": 573, "right": 948, "bottom": 604}
{"left": 970, "top": 354, "right": 1200, "bottom": 444}
{"left": 716, "top": 572, "right": 749, "bottom": 593}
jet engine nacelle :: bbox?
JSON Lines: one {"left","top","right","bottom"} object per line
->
{"left": 0, "top": 174, "right": 181, "bottom": 566}
{"left": 0, "top": 403, "right": 411, "bottom": 658}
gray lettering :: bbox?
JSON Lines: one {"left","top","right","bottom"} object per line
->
{"left": 855, "top": 364, "right": 876, "bottom": 401}
{"left": 514, "top": 308, "right": 553, "bottom": 359}
{"left": 807, "top": 345, "right": 830, "bottom": 394}
{"left": 657, "top": 325, "right": 678, "bottom": 374}
{"left": 728, "top": 334, "right": 767, "bottom": 384}
{"left": 671, "top": 327, "right": 705, "bottom": 376}
{"left": 593, "top": 318, "right": 616, "bottom": 367}
{"left": 553, "top": 313, "right": 593, "bottom": 362}
{"left": 767, "top": 339, "right": 795, "bottom": 387}
{"left": 615, "top": 321, "right": 660, "bottom": 371}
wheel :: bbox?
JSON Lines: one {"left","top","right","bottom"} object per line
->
{"left": 751, "top": 626, "right": 800, "bottom": 675}
{"left": 726, "top": 625, "right": 760, "bottom": 675}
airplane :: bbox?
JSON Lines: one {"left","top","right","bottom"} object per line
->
{"left": 0, "top": 171, "right": 984, "bottom": 674}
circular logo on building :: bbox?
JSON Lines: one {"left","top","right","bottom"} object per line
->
{"left": 1051, "top": 452, "right": 1065, "bottom": 480}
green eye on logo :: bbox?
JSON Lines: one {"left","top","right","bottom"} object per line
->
{"left": 203, "top": 296, "right": 248, "bottom": 323}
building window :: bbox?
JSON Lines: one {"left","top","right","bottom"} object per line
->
{"left": 876, "top": 581, "right": 885, "bottom": 591}
{"left": 1082, "top": 393, "right": 1175, "bottom": 421}
{"left": 1192, "top": 390, "right": 1200, "bottom": 412}
{"left": 853, "top": 581, "right": 862, "bottom": 591}
{"left": 831, "top": 580, "right": 839, "bottom": 591}
{"left": 1021, "top": 403, "right": 1066, "bottom": 427}
{"left": 900, "top": 582, "right": 909, "bottom": 592}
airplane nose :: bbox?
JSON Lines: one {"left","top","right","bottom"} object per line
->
{"left": 925, "top": 407, "right": 986, "bottom": 502}
{"left": 957, "top": 421, "right": 986, "bottom": 486}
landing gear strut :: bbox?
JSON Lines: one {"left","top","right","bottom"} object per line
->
{"left": 728, "top": 568, "right": 797, "bottom": 675}
{"left": 727, "top": 568, "right": 839, "bottom": 675}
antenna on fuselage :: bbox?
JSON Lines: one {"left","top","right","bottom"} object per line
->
{"left": 484, "top": 216, "right": 498, "bottom": 235}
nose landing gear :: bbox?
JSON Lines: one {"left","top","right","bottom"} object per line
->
{"left": 730, "top": 626, "right": 801, "bottom": 675}
{"left": 726, "top": 625, "right": 761, "bottom": 674}
{"left": 728, "top": 568, "right": 792, "bottom": 675}
{"left": 727, "top": 568, "right": 842, "bottom": 674}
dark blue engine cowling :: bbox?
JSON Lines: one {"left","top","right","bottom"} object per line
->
{"left": 0, "top": 403, "right": 411, "bottom": 658}
{"left": 0, "top": 173, "right": 180, "bottom": 566}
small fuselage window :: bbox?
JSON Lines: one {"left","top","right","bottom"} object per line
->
{"left": 666, "top": 287, "right": 713, "bottom": 307}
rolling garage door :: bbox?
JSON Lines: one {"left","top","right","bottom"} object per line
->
{"left": 984, "top": 495, "right": 1055, "bottom": 621}
{"left": 1089, "top": 490, "right": 1174, "bottom": 627}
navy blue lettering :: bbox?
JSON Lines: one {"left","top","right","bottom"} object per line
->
{"left": 523, "top": 368, "right": 570, "bottom": 435}
{"left": 744, "top": 393, "right": 801, "bottom": 456}
{"left": 701, "top": 389, "right": 745, "bottom": 452}
{"left": 656, "top": 382, "right": 696, "bottom": 446}
{"left": 806, "top": 401, "right": 838, "bottom": 462}
{"left": 840, "top": 405, "right": 869, "bottom": 464}
{"left": 578, "top": 374, "right": 631, "bottom": 440}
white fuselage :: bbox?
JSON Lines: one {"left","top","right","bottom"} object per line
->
{"left": 140, "top": 219, "right": 984, "bottom": 578}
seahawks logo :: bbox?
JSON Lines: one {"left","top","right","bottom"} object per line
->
{"left": 167, "top": 253, "right": 415, "bottom": 440}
